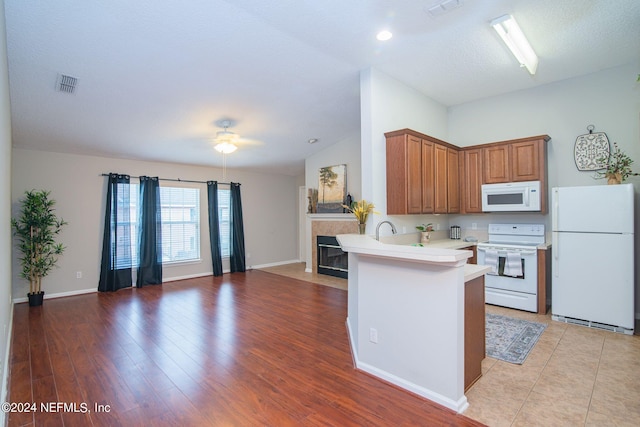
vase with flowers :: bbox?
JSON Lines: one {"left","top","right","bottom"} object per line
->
{"left": 596, "top": 142, "right": 639, "bottom": 184}
{"left": 416, "top": 223, "right": 433, "bottom": 243}
{"left": 343, "top": 199, "right": 377, "bottom": 234}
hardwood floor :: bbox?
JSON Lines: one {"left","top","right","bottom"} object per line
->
{"left": 7, "top": 271, "right": 484, "bottom": 426}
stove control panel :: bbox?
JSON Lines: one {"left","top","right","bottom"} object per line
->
{"left": 487, "top": 223, "right": 545, "bottom": 237}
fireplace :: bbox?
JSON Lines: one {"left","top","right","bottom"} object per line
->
{"left": 317, "top": 235, "right": 348, "bottom": 279}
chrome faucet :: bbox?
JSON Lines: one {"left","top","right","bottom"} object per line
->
{"left": 375, "top": 220, "right": 397, "bottom": 241}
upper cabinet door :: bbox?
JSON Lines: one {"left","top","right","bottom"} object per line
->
{"left": 434, "top": 144, "right": 448, "bottom": 214}
{"left": 483, "top": 145, "right": 510, "bottom": 183}
{"left": 447, "top": 148, "right": 460, "bottom": 213}
{"left": 462, "top": 148, "right": 483, "bottom": 213}
{"left": 406, "top": 135, "right": 423, "bottom": 214}
{"left": 511, "top": 140, "right": 541, "bottom": 182}
{"left": 421, "top": 139, "right": 435, "bottom": 213}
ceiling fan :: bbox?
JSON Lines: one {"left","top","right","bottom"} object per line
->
{"left": 214, "top": 119, "right": 240, "bottom": 154}
{"left": 211, "top": 119, "right": 263, "bottom": 154}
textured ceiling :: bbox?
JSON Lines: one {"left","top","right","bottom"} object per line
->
{"left": 5, "top": 0, "right": 640, "bottom": 176}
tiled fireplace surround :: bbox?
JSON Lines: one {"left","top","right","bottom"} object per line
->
{"left": 306, "top": 214, "right": 358, "bottom": 274}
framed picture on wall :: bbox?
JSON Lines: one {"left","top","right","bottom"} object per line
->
{"left": 317, "top": 164, "right": 347, "bottom": 213}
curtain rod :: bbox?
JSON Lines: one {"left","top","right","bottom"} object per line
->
{"left": 100, "top": 173, "right": 233, "bottom": 185}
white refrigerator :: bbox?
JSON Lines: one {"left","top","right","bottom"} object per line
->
{"left": 552, "top": 183, "right": 635, "bottom": 334}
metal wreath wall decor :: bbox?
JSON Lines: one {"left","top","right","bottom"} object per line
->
{"left": 574, "top": 125, "right": 610, "bottom": 171}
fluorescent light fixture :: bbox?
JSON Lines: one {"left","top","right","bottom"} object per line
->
{"left": 376, "top": 30, "right": 392, "bottom": 41}
{"left": 491, "top": 14, "right": 538, "bottom": 75}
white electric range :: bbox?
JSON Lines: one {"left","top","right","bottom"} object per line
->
{"left": 476, "top": 224, "right": 545, "bottom": 312}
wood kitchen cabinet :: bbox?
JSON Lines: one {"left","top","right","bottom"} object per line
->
{"left": 385, "top": 129, "right": 459, "bottom": 215}
{"left": 463, "top": 135, "right": 550, "bottom": 213}
{"left": 386, "top": 129, "right": 549, "bottom": 214}
{"left": 511, "top": 140, "right": 543, "bottom": 182}
{"left": 434, "top": 145, "right": 459, "bottom": 213}
{"left": 434, "top": 144, "right": 448, "bottom": 213}
{"left": 386, "top": 132, "right": 423, "bottom": 214}
{"left": 465, "top": 275, "right": 485, "bottom": 390}
{"left": 537, "top": 247, "right": 552, "bottom": 314}
{"left": 483, "top": 144, "right": 510, "bottom": 184}
{"left": 461, "top": 148, "right": 483, "bottom": 213}
{"left": 483, "top": 136, "right": 549, "bottom": 184}
{"left": 421, "top": 139, "right": 435, "bottom": 213}
{"left": 462, "top": 245, "right": 477, "bottom": 264}
{"left": 447, "top": 148, "right": 460, "bottom": 213}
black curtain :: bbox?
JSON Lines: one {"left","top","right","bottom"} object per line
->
{"left": 230, "top": 182, "right": 246, "bottom": 273}
{"left": 207, "top": 181, "right": 223, "bottom": 276}
{"left": 98, "top": 173, "right": 133, "bottom": 292}
{"left": 136, "top": 176, "right": 163, "bottom": 287}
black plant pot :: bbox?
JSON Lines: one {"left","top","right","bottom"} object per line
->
{"left": 28, "top": 291, "right": 44, "bottom": 307}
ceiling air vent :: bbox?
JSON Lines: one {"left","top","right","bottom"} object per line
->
{"left": 56, "top": 74, "right": 78, "bottom": 94}
{"left": 426, "top": 0, "right": 462, "bottom": 17}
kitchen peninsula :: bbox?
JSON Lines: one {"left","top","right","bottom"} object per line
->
{"left": 336, "top": 233, "right": 490, "bottom": 413}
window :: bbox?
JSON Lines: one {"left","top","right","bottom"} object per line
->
{"left": 114, "top": 182, "right": 232, "bottom": 267}
{"left": 218, "top": 188, "right": 231, "bottom": 258}
{"left": 123, "top": 184, "right": 201, "bottom": 265}
{"left": 159, "top": 187, "right": 200, "bottom": 263}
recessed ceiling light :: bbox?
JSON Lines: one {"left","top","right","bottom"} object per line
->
{"left": 376, "top": 30, "right": 393, "bottom": 41}
{"left": 308, "top": 138, "right": 318, "bottom": 144}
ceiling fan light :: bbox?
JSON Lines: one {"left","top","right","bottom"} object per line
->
{"left": 214, "top": 141, "right": 238, "bottom": 154}
{"left": 376, "top": 30, "right": 392, "bottom": 41}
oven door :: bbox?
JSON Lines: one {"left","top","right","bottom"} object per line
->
{"left": 477, "top": 245, "right": 538, "bottom": 294}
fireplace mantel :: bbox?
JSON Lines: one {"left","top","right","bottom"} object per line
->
{"left": 307, "top": 213, "right": 355, "bottom": 220}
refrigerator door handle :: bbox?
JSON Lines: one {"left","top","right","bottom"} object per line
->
{"left": 552, "top": 188, "right": 559, "bottom": 231}
{"left": 552, "top": 189, "right": 559, "bottom": 277}
{"left": 552, "top": 232, "right": 559, "bottom": 277}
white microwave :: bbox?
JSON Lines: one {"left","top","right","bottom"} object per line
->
{"left": 481, "top": 181, "right": 541, "bottom": 212}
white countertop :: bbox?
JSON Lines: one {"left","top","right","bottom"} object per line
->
{"left": 464, "top": 264, "right": 492, "bottom": 282}
{"left": 424, "top": 237, "right": 551, "bottom": 250}
{"left": 337, "top": 234, "right": 492, "bottom": 281}
{"left": 337, "top": 234, "right": 472, "bottom": 266}
{"left": 418, "top": 239, "right": 478, "bottom": 250}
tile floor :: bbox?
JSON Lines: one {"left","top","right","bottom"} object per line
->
{"left": 259, "top": 262, "right": 640, "bottom": 427}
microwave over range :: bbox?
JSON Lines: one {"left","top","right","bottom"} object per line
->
{"left": 481, "top": 181, "right": 541, "bottom": 212}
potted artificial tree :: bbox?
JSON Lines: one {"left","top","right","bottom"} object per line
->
{"left": 11, "top": 190, "right": 67, "bottom": 306}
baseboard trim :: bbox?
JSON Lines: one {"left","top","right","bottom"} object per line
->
{"left": 12, "top": 287, "right": 97, "bottom": 304}
{"left": 346, "top": 315, "right": 467, "bottom": 414}
{"left": 12, "top": 268, "right": 289, "bottom": 303}
{"left": 162, "top": 272, "right": 214, "bottom": 282}
{"left": 251, "top": 259, "right": 301, "bottom": 270}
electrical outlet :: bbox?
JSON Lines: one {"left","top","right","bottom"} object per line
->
{"left": 436, "top": 223, "right": 440, "bottom": 230}
{"left": 369, "top": 327, "right": 378, "bottom": 343}
{"left": 472, "top": 223, "right": 477, "bottom": 230}
{"left": 76, "top": 271, "right": 82, "bottom": 279}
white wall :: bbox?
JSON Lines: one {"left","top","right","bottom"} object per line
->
{"left": 448, "top": 63, "right": 640, "bottom": 317}
{"left": 305, "top": 133, "right": 361, "bottom": 201}
{"left": 360, "top": 67, "right": 451, "bottom": 236}
{"left": 11, "top": 149, "right": 300, "bottom": 299}
{"left": 0, "top": 0, "right": 12, "bottom": 418}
